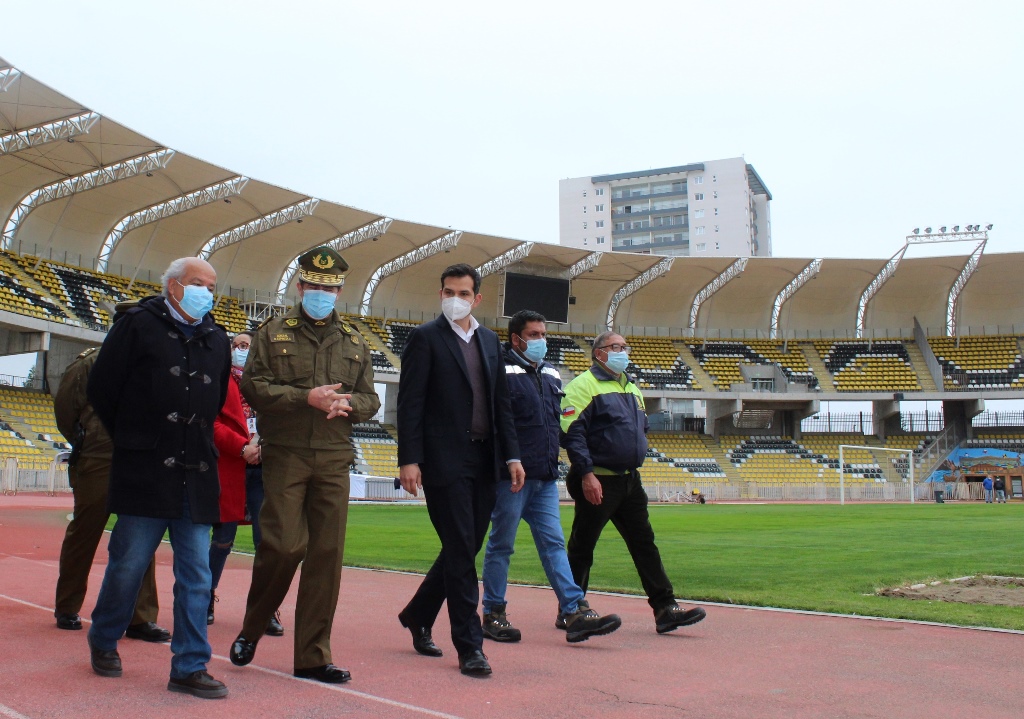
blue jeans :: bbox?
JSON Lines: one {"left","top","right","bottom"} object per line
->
{"left": 985, "top": 488, "right": 993, "bottom": 502}
{"left": 89, "top": 497, "right": 213, "bottom": 679}
{"left": 483, "top": 479, "right": 584, "bottom": 614}
{"left": 209, "top": 522, "right": 238, "bottom": 591}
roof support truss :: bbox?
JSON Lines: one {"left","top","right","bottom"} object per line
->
{"left": 2, "top": 148, "right": 175, "bottom": 250}
{"left": 689, "top": 257, "right": 748, "bottom": 331}
{"left": 607, "top": 257, "right": 675, "bottom": 330}
{"left": 0, "top": 111, "right": 100, "bottom": 155}
{"left": 99, "top": 176, "right": 249, "bottom": 272}
{"left": 947, "top": 238, "right": 986, "bottom": 336}
{"left": 361, "top": 230, "right": 462, "bottom": 315}
{"left": 0, "top": 67, "right": 19, "bottom": 93}
{"left": 856, "top": 246, "right": 906, "bottom": 338}
{"left": 276, "top": 216, "right": 393, "bottom": 298}
{"left": 197, "top": 197, "right": 318, "bottom": 260}
{"left": 566, "top": 252, "right": 603, "bottom": 279}
{"left": 477, "top": 242, "right": 534, "bottom": 278}
{"left": 770, "top": 259, "right": 822, "bottom": 339}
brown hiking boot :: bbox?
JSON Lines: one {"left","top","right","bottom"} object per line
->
{"left": 564, "top": 604, "right": 622, "bottom": 643}
{"left": 482, "top": 603, "right": 521, "bottom": 642}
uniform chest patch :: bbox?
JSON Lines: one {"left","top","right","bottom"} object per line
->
{"left": 561, "top": 406, "right": 576, "bottom": 417}
{"left": 284, "top": 318, "right": 300, "bottom": 327}
{"left": 271, "top": 333, "right": 295, "bottom": 342}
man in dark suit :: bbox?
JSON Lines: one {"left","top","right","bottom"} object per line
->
{"left": 397, "top": 263, "right": 525, "bottom": 677}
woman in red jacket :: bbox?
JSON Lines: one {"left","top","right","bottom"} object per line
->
{"left": 208, "top": 333, "right": 277, "bottom": 630}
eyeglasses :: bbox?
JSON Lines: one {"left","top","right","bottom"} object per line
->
{"left": 232, "top": 342, "right": 251, "bottom": 350}
{"left": 596, "top": 343, "right": 631, "bottom": 354}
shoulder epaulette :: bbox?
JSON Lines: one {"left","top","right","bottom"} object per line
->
{"left": 76, "top": 347, "right": 99, "bottom": 360}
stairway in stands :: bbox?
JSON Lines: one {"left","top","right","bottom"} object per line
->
{"left": 3, "top": 256, "right": 79, "bottom": 323}
{"left": 673, "top": 342, "right": 716, "bottom": 390}
{"left": 799, "top": 343, "right": 834, "bottom": 390}
{"left": 701, "top": 436, "right": 742, "bottom": 482}
{"left": 904, "top": 341, "right": 939, "bottom": 391}
{"left": 347, "top": 316, "right": 402, "bottom": 370}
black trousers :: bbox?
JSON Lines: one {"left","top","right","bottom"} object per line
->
{"left": 401, "top": 441, "right": 497, "bottom": 656}
{"left": 566, "top": 468, "right": 676, "bottom": 612}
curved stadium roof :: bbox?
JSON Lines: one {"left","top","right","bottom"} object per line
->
{"left": 2, "top": 56, "right": 1021, "bottom": 337}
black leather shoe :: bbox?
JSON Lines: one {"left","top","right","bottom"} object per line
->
{"left": 56, "top": 612, "right": 82, "bottom": 630}
{"left": 88, "top": 638, "right": 122, "bottom": 678}
{"left": 229, "top": 635, "right": 258, "bottom": 666}
{"left": 398, "top": 611, "right": 442, "bottom": 657}
{"left": 265, "top": 611, "right": 284, "bottom": 637}
{"left": 125, "top": 621, "right": 171, "bottom": 643}
{"left": 294, "top": 664, "right": 351, "bottom": 683}
{"left": 207, "top": 594, "right": 217, "bottom": 625}
{"left": 458, "top": 650, "right": 491, "bottom": 677}
{"left": 167, "top": 670, "right": 228, "bottom": 699}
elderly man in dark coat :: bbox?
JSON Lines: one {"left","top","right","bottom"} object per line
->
{"left": 86, "top": 257, "right": 231, "bottom": 700}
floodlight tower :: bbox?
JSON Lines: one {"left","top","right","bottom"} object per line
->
{"left": 856, "top": 224, "right": 992, "bottom": 338}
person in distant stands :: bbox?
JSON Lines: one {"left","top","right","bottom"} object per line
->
{"left": 481, "top": 309, "right": 621, "bottom": 644}
{"left": 560, "top": 331, "right": 706, "bottom": 635}
{"left": 86, "top": 257, "right": 231, "bottom": 699}
{"left": 53, "top": 345, "right": 169, "bottom": 643}
{"left": 229, "top": 247, "right": 379, "bottom": 685}
{"left": 207, "top": 332, "right": 283, "bottom": 635}
{"left": 983, "top": 475, "right": 994, "bottom": 503}
{"left": 994, "top": 475, "right": 1007, "bottom": 503}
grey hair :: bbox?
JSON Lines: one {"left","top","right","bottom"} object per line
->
{"left": 161, "top": 257, "right": 194, "bottom": 297}
{"left": 592, "top": 330, "right": 619, "bottom": 358}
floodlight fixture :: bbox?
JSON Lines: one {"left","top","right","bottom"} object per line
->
{"left": 952, "top": 226, "right": 959, "bottom": 232}
{"left": 925, "top": 227, "right": 932, "bottom": 233}
{"left": 940, "top": 226, "right": 947, "bottom": 233}
{"left": 986, "top": 224, "right": 993, "bottom": 230}
{"left": 912, "top": 228, "right": 920, "bottom": 234}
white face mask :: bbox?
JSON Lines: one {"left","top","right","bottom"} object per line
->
{"left": 441, "top": 296, "right": 472, "bottom": 322}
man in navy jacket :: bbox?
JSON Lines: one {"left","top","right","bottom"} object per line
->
{"left": 481, "top": 310, "right": 621, "bottom": 644}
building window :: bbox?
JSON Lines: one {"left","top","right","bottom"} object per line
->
{"left": 693, "top": 193, "right": 704, "bottom": 201}
{"left": 714, "top": 207, "right": 719, "bottom": 216}
{"left": 693, "top": 176, "right": 704, "bottom": 185}
{"left": 596, "top": 220, "right": 604, "bottom": 228}
{"left": 595, "top": 188, "right": 605, "bottom": 196}
{"left": 583, "top": 222, "right": 588, "bottom": 229}
{"left": 712, "top": 175, "right": 717, "bottom": 182}
{"left": 693, "top": 209, "right": 704, "bottom": 219}
{"left": 597, "top": 236, "right": 605, "bottom": 244}
{"left": 715, "top": 242, "right": 720, "bottom": 250}
{"left": 595, "top": 204, "right": 604, "bottom": 212}
{"left": 583, "top": 206, "right": 587, "bottom": 213}
{"left": 695, "top": 226, "right": 706, "bottom": 236}
{"left": 714, "top": 225, "right": 719, "bottom": 233}
{"left": 696, "top": 242, "right": 707, "bottom": 252}
{"left": 583, "top": 237, "right": 588, "bottom": 245}
{"left": 583, "top": 190, "right": 587, "bottom": 197}
{"left": 713, "top": 191, "right": 718, "bottom": 199}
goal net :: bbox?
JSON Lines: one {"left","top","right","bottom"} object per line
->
{"left": 837, "top": 445, "right": 915, "bottom": 504}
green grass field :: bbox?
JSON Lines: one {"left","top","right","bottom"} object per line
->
{"left": 222, "top": 502, "right": 1024, "bottom": 631}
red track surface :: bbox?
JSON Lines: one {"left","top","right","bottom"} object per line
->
{"left": 1, "top": 494, "right": 1022, "bottom": 719}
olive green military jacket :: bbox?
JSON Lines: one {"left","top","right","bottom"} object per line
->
{"left": 53, "top": 347, "right": 113, "bottom": 462}
{"left": 240, "top": 306, "right": 381, "bottom": 451}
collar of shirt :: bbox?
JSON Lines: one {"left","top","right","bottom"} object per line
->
{"left": 164, "top": 297, "right": 202, "bottom": 326}
{"left": 446, "top": 313, "right": 479, "bottom": 343}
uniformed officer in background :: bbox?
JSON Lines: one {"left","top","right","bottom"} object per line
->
{"left": 53, "top": 346, "right": 169, "bottom": 642}
{"left": 229, "top": 246, "right": 380, "bottom": 684}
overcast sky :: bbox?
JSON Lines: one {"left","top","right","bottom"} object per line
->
{"left": 1, "top": 1, "right": 1021, "bottom": 378}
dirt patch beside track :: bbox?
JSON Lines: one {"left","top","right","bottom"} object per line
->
{"left": 878, "top": 575, "right": 1024, "bottom": 607}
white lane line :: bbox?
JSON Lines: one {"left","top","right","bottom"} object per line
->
{"left": 0, "top": 593, "right": 464, "bottom": 719}
{"left": 0, "top": 703, "right": 32, "bottom": 719}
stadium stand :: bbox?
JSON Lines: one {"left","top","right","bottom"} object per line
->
{"left": 351, "top": 421, "right": 399, "bottom": 477}
{"left": 930, "top": 335, "right": 1024, "bottom": 390}
{"left": 966, "top": 432, "right": 1024, "bottom": 452}
{"left": 686, "top": 340, "right": 816, "bottom": 390}
{"left": 646, "top": 433, "right": 725, "bottom": 478}
{"left": 0, "top": 386, "right": 66, "bottom": 470}
{"left": 624, "top": 336, "right": 699, "bottom": 389}
{"left": 815, "top": 340, "right": 923, "bottom": 392}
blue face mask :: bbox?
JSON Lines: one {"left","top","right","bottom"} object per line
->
{"left": 519, "top": 337, "right": 547, "bottom": 364}
{"left": 177, "top": 283, "right": 214, "bottom": 320}
{"left": 231, "top": 348, "right": 249, "bottom": 368}
{"left": 603, "top": 350, "right": 630, "bottom": 375}
{"left": 302, "top": 288, "right": 337, "bottom": 319}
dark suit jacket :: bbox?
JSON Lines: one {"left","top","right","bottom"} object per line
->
{"left": 397, "top": 315, "right": 520, "bottom": 485}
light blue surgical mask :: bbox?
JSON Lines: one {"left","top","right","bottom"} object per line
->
{"left": 176, "top": 283, "right": 214, "bottom": 321}
{"left": 231, "top": 347, "right": 249, "bottom": 368}
{"left": 519, "top": 337, "right": 547, "bottom": 364}
{"left": 603, "top": 351, "right": 630, "bottom": 375}
{"left": 302, "top": 288, "right": 337, "bottom": 319}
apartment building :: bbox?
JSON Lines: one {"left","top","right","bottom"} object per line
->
{"left": 558, "top": 157, "right": 771, "bottom": 257}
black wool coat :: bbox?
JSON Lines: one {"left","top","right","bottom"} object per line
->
{"left": 87, "top": 296, "right": 230, "bottom": 523}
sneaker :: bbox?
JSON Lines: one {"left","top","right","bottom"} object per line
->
{"left": 555, "top": 598, "right": 588, "bottom": 630}
{"left": 564, "top": 604, "right": 622, "bottom": 643}
{"left": 482, "top": 603, "right": 521, "bottom": 642}
{"left": 655, "top": 603, "right": 706, "bottom": 634}
{"left": 168, "top": 670, "right": 228, "bottom": 699}
{"left": 265, "top": 610, "right": 284, "bottom": 637}
{"left": 207, "top": 593, "right": 217, "bottom": 626}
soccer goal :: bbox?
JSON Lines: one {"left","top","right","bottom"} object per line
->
{"left": 837, "top": 445, "right": 915, "bottom": 505}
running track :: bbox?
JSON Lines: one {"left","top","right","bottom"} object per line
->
{"left": 1, "top": 494, "right": 1021, "bottom": 719}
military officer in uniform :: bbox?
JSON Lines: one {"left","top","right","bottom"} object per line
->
{"left": 53, "top": 346, "right": 169, "bottom": 642}
{"left": 230, "top": 246, "right": 380, "bottom": 684}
